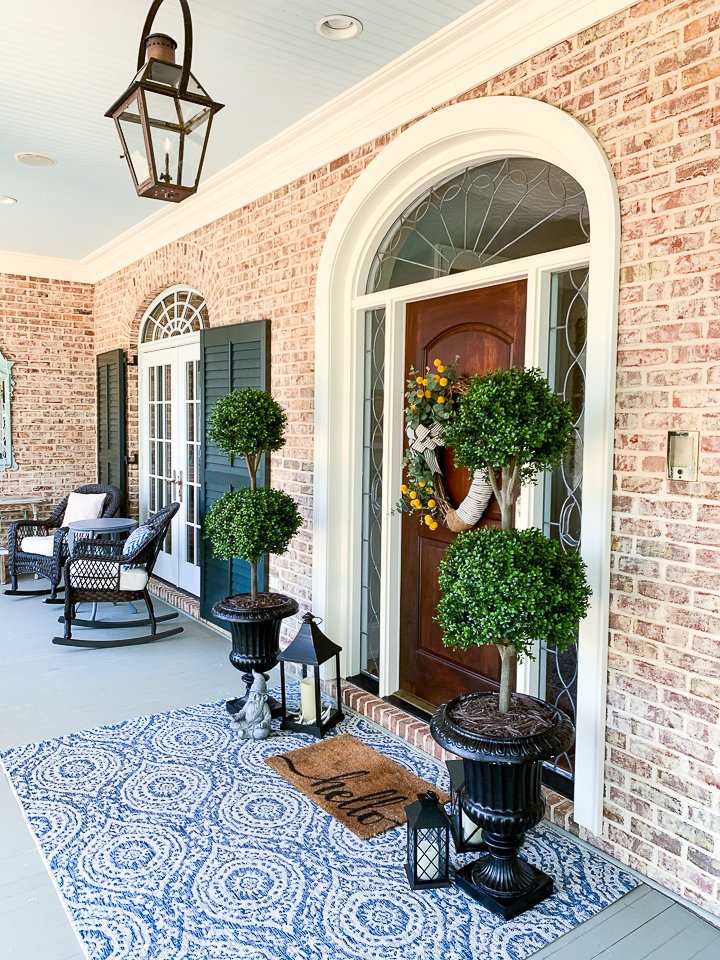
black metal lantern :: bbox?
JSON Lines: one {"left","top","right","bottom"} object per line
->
{"left": 277, "top": 612, "right": 344, "bottom": 738}
{"left": 446, "top": 759, "right": 487, "bottom": 854}
{"left": 404, "top": 791, "right": 452, "bottom": 890}
{"left": 106, "top": 0, "right": 224, "bottom": 202}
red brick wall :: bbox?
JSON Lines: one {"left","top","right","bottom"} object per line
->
{"left": 0, "top": 274, "right": 96, "bottom": 533}
{"left": 4, "top": 0, "right": 719, "bottom": 913}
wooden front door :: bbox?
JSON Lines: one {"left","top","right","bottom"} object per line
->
{"left": 398, "top": 280, "right": 527, "bottom": 709}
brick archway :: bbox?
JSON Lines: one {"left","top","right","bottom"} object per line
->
{"left": 120, "top": 240, "right": 230, "bottom": 345}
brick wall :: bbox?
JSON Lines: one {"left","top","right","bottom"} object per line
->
{"left": 3, "top": 0, "right": 718, "bottom": 913}
{"left": 0, "top": 274, "right": 96, "bottom": 536}
{"left": 455, "top": 0, "right": 720, "bottom": 913}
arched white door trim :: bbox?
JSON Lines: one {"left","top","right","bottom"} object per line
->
{"left": 138, "top": 284, "right": 207, "bottom": 595}
{"left": 313, "top": 96, "right": 620, "bottom": 835}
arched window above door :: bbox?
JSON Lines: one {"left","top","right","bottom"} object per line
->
{"left": 141, "top": 287, "right": 208, "bottom": 343}
{"left": 366, "top": 158, "right": 589, "bottom": 293}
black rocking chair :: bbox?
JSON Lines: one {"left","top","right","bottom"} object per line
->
{"left": 5, "top": 484, "right": 124, "bottom": 603}
{"left": 53, "top": 502, "right": 183, "bottom": 648}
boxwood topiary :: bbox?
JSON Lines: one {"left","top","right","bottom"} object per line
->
{"left": 205, "top": 488, "right": 302, "bottom": 600}
{"left": 204, "top": 388, "right": 300, "bottom": 602}
{"left": 438, "top": 526, "right": 591, "bottom": 713}
{"left": 207, "top": 389, "right": 287, "bottom": 491}
{"left": 444, "top": 366, "right": 575, "bottom": 530}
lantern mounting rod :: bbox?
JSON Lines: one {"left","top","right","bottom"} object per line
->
{"left": 137, "top": 0, "right": 193, "bottom": 96}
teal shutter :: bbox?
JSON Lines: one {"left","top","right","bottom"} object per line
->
{"left": 199, "top": 320, "right": 271, "bottom": 625}
{"left": 96, "top": 349, "right": 126, "bottom": 493}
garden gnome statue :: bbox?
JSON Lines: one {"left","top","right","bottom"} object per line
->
{"left": 230, "top": 671, "right": 272, "bottom": 740}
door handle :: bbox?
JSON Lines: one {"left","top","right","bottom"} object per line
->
{"left": 177, "top": 470, "right": 183, "bottom": 503}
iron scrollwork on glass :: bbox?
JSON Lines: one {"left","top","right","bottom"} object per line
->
{"left": 360, "top": 308, "right": 386, "bottom": 680}
{"left": 367, "top": 158, "right": 589, "bottom": 293}
{"left": 541, "top": 267, "right": 589, "bottom": 788}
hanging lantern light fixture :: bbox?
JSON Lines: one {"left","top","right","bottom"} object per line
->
{"left": 106, "top": 0, "right": 224, "bottom": 203}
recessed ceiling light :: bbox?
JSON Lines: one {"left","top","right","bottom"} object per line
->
{"left": 316, "top": 14, "right": 363, "bottom": 40}
{"left": 14, "top": 152, "right": 56, "bottom": 167}
{"left": 0, "top": 196, "right": 17, "bottom": 204}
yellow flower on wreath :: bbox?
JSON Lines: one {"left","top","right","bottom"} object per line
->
{"left": 428, "top": 499, "right": 436, "bottom": 508}
{"left": 409, "top": 490, "right": 417, "bottom": 499}
{"left": 429, "top": 521, "right": 438, "bottom": 530}
{"left": 433, "top": 359, "right": 441, "bottom": 367}
{"left": 416, "top": 376, "right": 423, "bottom": 384}
{"left": 417, "top": 390, "right": 424, "bottom": 398}
{"left": 412, "top": 499, "right": 422, "bottom": 509}
{"left": 424, "top": 390, "right": 432, "bottom": 398}
{"left": 440, "top": 378, "right": 448, "bottom": 386}
{"left": 437, "top": 365, "right": 445, "bottom": 373}
{"left": 437, "top": 396, "right": 446, "bottom": 404}
{"left": 400, "top": 484, "right": 408, "bottom": 495}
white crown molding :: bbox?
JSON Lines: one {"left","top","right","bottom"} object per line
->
{"left": 0, "top": 250, "right": 93, "bottom": 284}
{"left": 2, "top": 0, "right": 629, "bottom": 284}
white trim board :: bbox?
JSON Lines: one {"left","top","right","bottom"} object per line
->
{"left": 1, "top": 0, "right": 630, "bottom": 284}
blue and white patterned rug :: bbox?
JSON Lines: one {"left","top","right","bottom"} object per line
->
{"left": 2, "top": 699, "right": 636, "bottom": 960}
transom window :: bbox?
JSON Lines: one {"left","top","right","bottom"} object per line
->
{"left": 367, "top": 157, "right": 589, "bottom": 293}
{"left": 141, "top": 288, "right": 208, "bottom": 342}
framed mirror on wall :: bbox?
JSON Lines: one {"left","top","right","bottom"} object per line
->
{"left": 0, "top": 351, "right": 18, "bottom": 471}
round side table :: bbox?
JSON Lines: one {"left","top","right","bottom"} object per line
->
{"left": 67, "top": 518, "right": 138, "bottom": 619}
{"left": 67, "top": 517, "right": 137, "bottom": 555}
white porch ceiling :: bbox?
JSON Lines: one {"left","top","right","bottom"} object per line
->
{"left": 0, "top": 0, "right": 483, "bottom": 260}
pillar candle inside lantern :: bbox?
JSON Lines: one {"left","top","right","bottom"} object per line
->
{"left": 462, "top": 808, "right": 479, "bottom": 841}
{"left": 417, "top": 832, "right": 441, "bottom": 880}
{"left": 300, "top": 676, "right": 316, "bottom": 723}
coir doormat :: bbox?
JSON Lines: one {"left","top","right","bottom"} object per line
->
{"left": 265, "top": 732, "right": 449, "bottom": 838}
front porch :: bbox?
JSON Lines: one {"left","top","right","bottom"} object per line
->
{"left": 2, "top": 583, "right": 718, "bottom": 960}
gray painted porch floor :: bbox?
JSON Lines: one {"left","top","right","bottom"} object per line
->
{"left": 1, "top": 580, "right": 718, "bottom": 960}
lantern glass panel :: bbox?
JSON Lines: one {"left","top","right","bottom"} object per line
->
{"left": 185, "top": 71, "right": 210, "bottom": 98}
{"left": 415, "top": 828, "right": 445, "bottom": 882}
{"left": 117, "top": 95, "right": 150, "bottom": 185}
{"left": 145, "top": 59, "right": 181, "bottom": 89}
{"left": 144, "top": 91, "right": 181, "bottom": 182}
{"left": 177, "top": 107, "right": 211, "bottom": 187}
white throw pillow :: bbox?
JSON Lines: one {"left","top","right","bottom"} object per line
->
{"left": 18, "top": 535, "right": 56, "bottom": 557}
{"left": 61, "top": 492, "right": 107, "bottom": 526}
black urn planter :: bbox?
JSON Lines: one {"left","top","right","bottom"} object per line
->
{"left": 212, "top": 594, "right": 299, "bottom": 718}
{"left": 431, "top": 692, "right": 575, "bottom": 920}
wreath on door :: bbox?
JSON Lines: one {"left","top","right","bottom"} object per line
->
{"left": 396, "top": 357, "right": 494, "bottom": 532}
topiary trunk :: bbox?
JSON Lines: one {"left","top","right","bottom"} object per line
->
{"left": 246, "top": 452, "right": 261, "bottom": 601}
{"left": 488, "top": 459, "right": 518, "bottom": 712}
{"left": 496, "top": 643, "right": 516, "bottom": 714}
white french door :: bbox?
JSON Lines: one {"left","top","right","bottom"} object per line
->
{"left": 139, "top": 336, "right": 201, "bottom": 595}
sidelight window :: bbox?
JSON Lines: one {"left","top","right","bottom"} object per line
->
{"left": 359, "top": 308, "right": 386, "bottom": 681}
{"left": 540, "top": 266, "right": 589, "bottom": 794}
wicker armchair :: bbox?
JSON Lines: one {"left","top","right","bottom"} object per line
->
{"left": 6, "top": 484, "right": 124, "bottom": 602}
{"left": 54, "top": 501, "right": 183, "bottom": 648}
